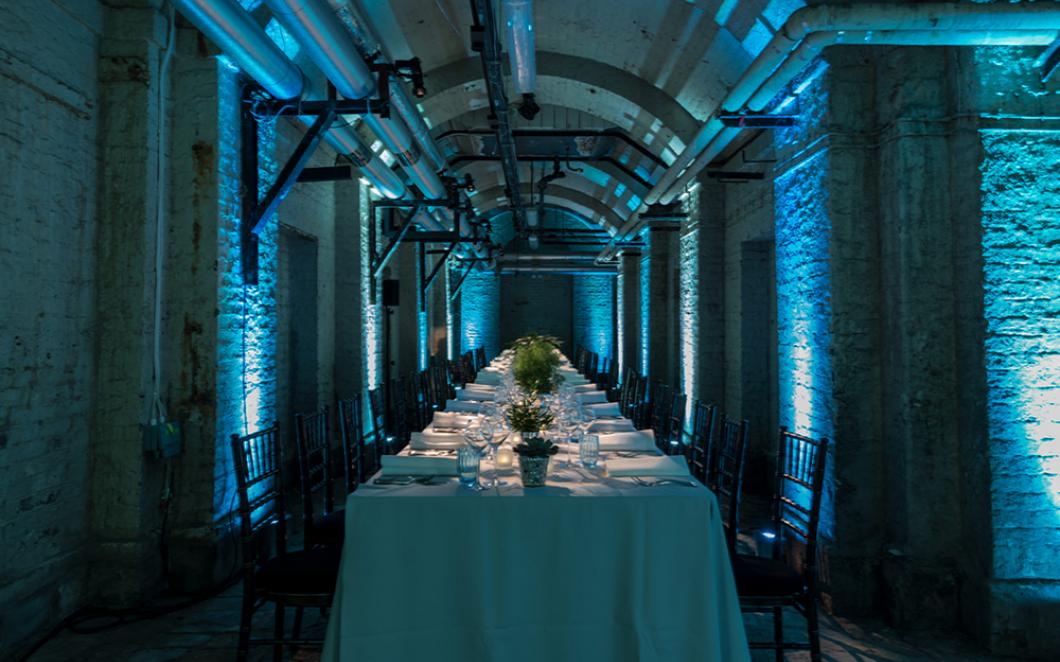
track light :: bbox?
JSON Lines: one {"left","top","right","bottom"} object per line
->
{"left": 518, "top": 93, "right": 540, "bottom": 121}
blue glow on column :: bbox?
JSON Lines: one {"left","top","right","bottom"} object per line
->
{"left": 445, "top": 266, "right": 455, "bottom": 361}
{"left": 616, "top": 268, "right": 625, "bottom": 374}
{"left": 418, "top": 307, "right": 429, "bottom": 370}
{"left": 774, "top": 148, "right": 834, "bottom": 539}
{"left": 680, "top": 187, "right": 700, "bottom": 419}
{"left": 360, "top": 182, "right": 382, "bottom": 389}
{"left": 573, "top": 275, "right": 615, "bottom": 361}
{"left": 216, "top": 65, "right": 277, "bottom": 520}
{"left": 980, "top": 126, "right": 1060, "bottom": 581}
{"left": 460, "top": 270, "right": 500, "bottom": 358}
{"left": 639, "top": 250, "right": 650, "bottom": 376}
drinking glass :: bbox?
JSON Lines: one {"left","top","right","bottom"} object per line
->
{"left": 458, "top": 444, "right": 483, "bottom": 489}
{"left": 580, "top": 433, "right": 600, "bottom": 469}
{"left": 475, "top": 420, "right": 496, "bottom": 488}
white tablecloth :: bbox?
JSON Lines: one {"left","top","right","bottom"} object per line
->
{"left": 322, "top": 457, "right": 749, "bottom": 662}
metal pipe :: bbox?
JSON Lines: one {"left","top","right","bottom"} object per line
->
{"left": 262, "top": 0, "right": 375, "bottom": 98}
{"left": 173, "top": 0, "right": 304, "bottom": 100}
{"left": 502, "top": 0, "right": 536, "bottom": 96}
{"left": 643, "top": 3, "right": 1060, "bottom": 207}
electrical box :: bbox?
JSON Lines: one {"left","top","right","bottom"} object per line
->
{"left": 143, "top": 419, "right": 182, "bottom": 458}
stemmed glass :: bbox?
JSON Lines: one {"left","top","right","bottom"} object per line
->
{"left": 475, "top": 419, "right": 497, "bottom": 488}
{"left": 461, "top": 420, "right": 488, "bottom": 491}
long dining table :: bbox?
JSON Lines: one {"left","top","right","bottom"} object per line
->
{"left": 321, "top": 356, "right": 750, "bottom": 662}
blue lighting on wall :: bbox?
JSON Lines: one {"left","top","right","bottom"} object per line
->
{"left": 980, "top": 125, "right": 1060, "bottom": 581}
{"left": 616, "top": 268, "right": 625, "bottom": 374}
{"left": 774, "top": 146, "right": 834, "bottom": 540}
{"left": 573, "top": 275, "right": 614, "bottom": 362}
{"left": 679, "top": 186, "right": 700, "bottom": 420}
{"left": 639, "top": 250, "right": 650, "bottom": 376}
{"left": 360, "top": 182, "right": 382, "bottom": 389}
{"left": 460, "top": 270, "right": 500, "bottom": 358}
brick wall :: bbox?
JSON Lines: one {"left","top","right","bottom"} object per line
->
{"left": 0, "top": 1, "right": 102, "bottom": 656}
{"left": 572, "top": 274, "right": 615, "bottom": 363}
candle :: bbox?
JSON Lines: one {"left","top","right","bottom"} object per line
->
{"left": 495, "top": 445, "right": 514, "bottom": 470}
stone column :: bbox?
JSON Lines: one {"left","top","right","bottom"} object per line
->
{"left": 90, "top": 2, "right": 168, "bottom": 603}
{"left": 395, "top": 243, "right": 421, "bottom": 378}
{"left": 645, "top": 221, "right": 681, "bottom": 385}
{"left": 694, "top": 176, "right": 726, "bottom": 405}
{"left": 334, "top": 179, "right": 362, "bottom": 399}
{"left": 617, "top": 249, "right": 641, "bottom": 376}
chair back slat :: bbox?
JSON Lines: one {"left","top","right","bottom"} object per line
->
{"left": 230, "top": 424, "right": 286, "bottom": 560}
{"left": 772, "top": 428, "right": 829, "bottom": 573}
{"left": 338, "top": 396, "right": 366, "bottom": 491}
{"left": 688, "top": 401, "right": 717, "bottom": 484}
{"left": 715, "top": 416, "right": 748, "bottom": 553}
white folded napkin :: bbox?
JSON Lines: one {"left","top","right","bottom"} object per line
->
{"left": 577, "top": 391, "right": 608, "bottom": 404}
{"left": 446, "top": 399, "right": 484, "bottom": 413}
{"left": 596, "top": 430, "right": 657, "bottom": 452}
{"left": 474, "top": 372, "right": 502, "bottom": 385}
{"left": 432, "top": 411, "right": 479, "bottom": 429}
{"left": 409, "top": 431, "right": 466, "bottom": 450}
{"left": 456, "top": 388, "right": 496, "bottom": 401}
{"left": 380, "top": 455, "right": 458, "bottom": 476}
{"left": 585, "top": 402, "right": 621, "bottom": 417}
{"left": 606, "top": 455, "right": 690, "bottom": 478}
{"left": 574, "top": 383, "right": 599, "bottom": 392}
{"left": 586, "top": 418, "right": 636, "bottom": 433}
{"left": 464, "top": 383, "right": 496, "bottom": 393}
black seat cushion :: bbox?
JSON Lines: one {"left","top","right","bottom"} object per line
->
{"left": 732, "top": 554, "right": 804, "bottom": 597}
{"left": 310, "top": 510, "right": 346, "bottom": 547}
{"left": 256, "top": 546, "right": 341, "bottom": 595}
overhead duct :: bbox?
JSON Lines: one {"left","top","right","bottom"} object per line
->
{"left": 642, "top": 2, "right": 1060, "bottom": 208}
{"left": 502, "top": 0, "right": 539, "bottom": 120}
{"left": 173, "top": 0, "right": 305, "bottom": 100}
{"left": 329, "top": 0, "right": 449, "bottom": 172}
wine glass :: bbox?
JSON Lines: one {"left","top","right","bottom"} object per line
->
{"left": 461, "top": 421, "right": 488, "bottom": 491}
{"left": 476, "top": 419, "right": 497, "bottom": 488}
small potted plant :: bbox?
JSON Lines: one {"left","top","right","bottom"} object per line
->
{"left": 511, "top": 334, "right": 563, "bottom": 395}
{"left": 507, "top": 399, "right": 557, "bottom": 487}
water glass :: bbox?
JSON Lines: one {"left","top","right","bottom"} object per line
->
{"left": 457, "top": 444, "right": 481, "bottom": 488}
{"left": 580, "top": 434, "right": 600, "bottom": 469}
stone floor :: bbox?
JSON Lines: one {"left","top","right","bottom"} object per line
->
{"left": 26, "top": 582, "right": 1023, "bottom": 662}
{"left": 25, "top": 494, "right": 1025, "bottom": 661}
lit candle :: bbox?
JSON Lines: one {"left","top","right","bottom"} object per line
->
{"left": 495, "top": 445, "right": 514, "bottom": 470}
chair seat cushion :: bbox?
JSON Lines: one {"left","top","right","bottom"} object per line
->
{"left": 732, "top": 554, "right": 804, "bottom": 597}
{"left": 256, "top": 546, "right": 341, "bottom": 595}
{"left": 311, "top": 510, "right": 346, "bottom": 547}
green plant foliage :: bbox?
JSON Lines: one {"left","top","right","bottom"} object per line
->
{"left": 511, "top": 334, "right": 562, "bottom": 394}
{"left": 506, "top": 398, "right": 555, "bottom": 433}
{"left": 514, "top": 434, "right": 559, "bottom": 458}
{"left": 509, "top": 333, "right": 562, "bottom": 351}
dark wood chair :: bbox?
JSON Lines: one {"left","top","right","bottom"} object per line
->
{"left": 735, "top": 428, "right": 829, "bottom": 662}
{"left": 367, "top": 387, "right": 389, "bottom": 458}
{"left": 714, "top": 416, "right": 749, "bottom": 554}
{"left": 665, "top": 393, "right": 687, "bottom": 454}
{"left": 337, "top": 395, "right": 367, "bottom": 492}
{"left": 474, "top": 346, "right": 487, "bottom": 371}
{"left": 294, "top": 407, "right": 343, "bottom": 549}
{"left": 230, "top": 424, "right": 340, "bottom": 662}
{"left": 687, "top": 401, "right": 718, "bottom": 485}
{"left": 648, "top": 382, "right": 673, "bottom": 445}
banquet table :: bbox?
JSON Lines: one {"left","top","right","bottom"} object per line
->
{"left": 321, "top": 448, "right": 750, "bottom": 661}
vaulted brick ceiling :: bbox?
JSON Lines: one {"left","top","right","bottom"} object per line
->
{"left": 359, "top": 0, "right": 807, "bottom": 229}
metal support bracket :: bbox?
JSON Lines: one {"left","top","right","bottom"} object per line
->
{"left": 719, "top": 113, "right": 798, "bottom": 129}
{"left": 448, "top": 259, "right": 476, "bottom": 301}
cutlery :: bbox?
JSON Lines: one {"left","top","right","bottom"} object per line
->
{"left": 408, "top": 449, "right": 457, "bottom": 456}
{"left": 614, "top": 451, "right": 657, "bottom": 458}
{"left": 629, "top": 477, "right": 699, "bottom": 488}
{"left": 371, "top": 474, "right": 444, "bottom": 486}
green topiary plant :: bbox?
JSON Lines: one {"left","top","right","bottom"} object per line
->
{"left": 511, "top": 334, "right": 562, "bottom": 394}
{"left": 506, "top": 398, "right": 555, "bottom": 433}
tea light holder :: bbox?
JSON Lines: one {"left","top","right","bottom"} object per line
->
{"left": 495, "top": 445, "right": 515, "bottom": 471}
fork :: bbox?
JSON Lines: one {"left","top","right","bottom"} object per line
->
{"left": 630, "top": 477, "right": 698, "bottom": 488}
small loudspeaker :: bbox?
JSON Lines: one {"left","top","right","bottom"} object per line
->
{"left": 382, "top": 279, "right": 400, "bottom": 307}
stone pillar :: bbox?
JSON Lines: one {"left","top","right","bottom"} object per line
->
{"left": 395, "top": 243, "right": 421, "bottom": 378}
{"left": 617, "top": 249, "right": 641, "bottom": 376}
{"left": 334, "top": 179, "right": 362, "bottom": 399}
{"left": 645, "top": 222, "right": 680, "bottom": 385}
{"left": 90, "top": 2, "right": 168, "bottom": 603}
{"left": 694, "top": 176, "right": 726, "bottom": 406}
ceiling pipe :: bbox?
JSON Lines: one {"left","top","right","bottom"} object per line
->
{"left": 330, "top": 0, "right": 449, "bottom": 172}
{"left": 502, "top": 0, "right": 539, "bottom": 120}
{"left": 600, "top": 2, "right": 1060, "bottom": 263}
{"left": 262, "top": 0, "right": 494, "bottom": 266}
{"left": 173, "top": 0, "right": 305, "bottom": 100}
{"left": 642, "top": 2, "right": 1060, "bottom": 209}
